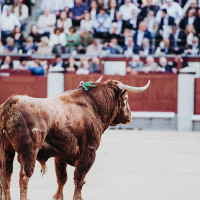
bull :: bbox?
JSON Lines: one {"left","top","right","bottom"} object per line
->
{"left": 0, "top": 77, "right": 150, "bottom": 200}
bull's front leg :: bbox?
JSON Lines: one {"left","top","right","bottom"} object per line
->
{"left": 73, "top": 146, "right": 96, "bottom": 200}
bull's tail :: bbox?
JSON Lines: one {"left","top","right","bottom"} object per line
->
{"left": 0, "top": 105, "right": 5, "bottom": 199}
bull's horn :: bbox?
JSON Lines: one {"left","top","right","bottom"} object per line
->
{"left": 96, "top": 76, "right": 103, "bottom": 83}
{"left": 118, "top": 80, "right": 150, "bottom": 93}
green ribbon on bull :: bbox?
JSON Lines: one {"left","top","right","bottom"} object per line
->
{"left": 81, "top": 81, "right": 96, "bottom": 91}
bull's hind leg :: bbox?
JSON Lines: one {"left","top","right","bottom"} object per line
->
{"left": 73, "top": 147, "right": 96, "bottom": 200}
{"left": 53, "top": 158, "right": 67, "bottom": 200}
{"left": 1, "top": 140, "right": 15, "bottom": 200}
{"left": 18, "top": 150, "right": 38, "bottom": 200}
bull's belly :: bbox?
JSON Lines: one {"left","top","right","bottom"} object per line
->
{"left": 37, "top": 131, "right": 80, "bottom": 166}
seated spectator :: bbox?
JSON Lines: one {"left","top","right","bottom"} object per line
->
{"left": 180, "top": 8, "right": 196, "bottom": 30}
{"left": 184, "top": 36, "right": 199, "bottom": 55}
{"left": 133, "top": 21, "right": 152, "bottom": 49}
{"left": 157, "top": 0, "right": 183, "bottom": 24}
{"left": 76, "top": 56, "right": 89, "bottom": 74}
{"left": 13, "top": 0, "right": 29, "bottom": 31}
{"left": 50, "top": 54, "right": 67, "bottom": 70}
{"left": 11, "top": 25, "right": 25, "bottom": 50}
{"left": 15, "top": 57, "right": 29, "bottom": 70}
{"left": 65, "top": 26, "right": 81, "bottom": 53}
{"left": 37, "top": 36, "right": 52, "bottom": 55}
{"left": 155, "top": 38, "right": 172, "bottom": 55}
{"left": 172, "top": 54, "right": 188, "bottom": 71}
{"left": 194, "top": 8, "right": 200, "bottom": 38}
{"left": 49, "top": 27, "right": 67, "bottom": 54}
{"left": 127, "top": 54, "right": 144, "bottom": 74}
{"left": 138, "top": 38, "right": 153, "bottom": 56}
{"left": 122, "top": 28, "right": 132, "bottom": 48}
{"left": 80, "top": 11, "right": 94, "bottom": 33}
{"left": 129, "top": 9, "right": 139, "bottom": 31}
{"left": 142, "top": 55, "right": 157, "bottom": 73}
{"left": 169, "top": 25, "right": 186, "bottom": 54}
{"left": 89, "top": 56, "right": 100, "bottom": 73}
{"left": 0, "top": 0, "right": 6, "bottom": 16}
{"left": 4, "top": 37, "right": 18, "bottom": 54}
{"left": 144, "top": 10, "right": 158, "bottom": 38}
{"left": 97, "top": 0, "right": 105, "bottom": 9}
{"left": 78, "top": 29, "right": 93, "bottom": 54}
{"left": 156, "top": 56, "right": 175, "bottom": 73}
{"left": 158, "top": 9, "right": 175, "bottom": 34}
{"left": 107, "top": 22, "right": 123, "bottom": 44}
{"left": 65, "top": 56, "right": 78, "bottom": 73}
{"left": 69, "top": 0, "right": 89, "bottom": 26}
{"left": 155, "top": 8, "right": 175, "bottom": 47}
{"left": 0, "top": 6, "right": 21, "bottom": 44}
{"left": 138, "top": 0, "right": 159, "bottom": 21}
{"left": 40, "top": 0, "right": 74, "bottom": 13}
{"left": 0, "top": 55, "right": 13, "bottom": 69}
{"left": 22, "top": 36, "right": 37, "bottom": 54}
{"left": 0, "top": 39, "right": 5, "bottom": 53}
{"left": 119, "top": 0, "right": 139, "bottom": 30}
{"left": 107, "top": 0, "right": 118, "bottom": 21}
{"left": 86, "top": 39, "right": 103, "bottom": 56}
{"left": 28, "top": 24, "right": 42, "bottom": 43}
{"left": 124, "top": 36, "right": 137, "bottom": 57}
{"left": 28, "top": 59, "right": 45, "bottom": 75}
{"left": 103, "top": 38, "right": 123, "bottom": 54}
{"left": 56, "top": 10, "right": 72, "bottom": 34}
{"left": 37, "top": 7, "right": 56, "bottom": 37}
{"left": 185, "top": 24, "right": 196, "bottom": 47}
{"left": 113, "top": 11, "right": 123, "bottom": 34}
{"left": 93, "top": 8, "right": 111, "bottom": 38}
{"left": 89, "top": 0, "right": 99, "bottom": 21}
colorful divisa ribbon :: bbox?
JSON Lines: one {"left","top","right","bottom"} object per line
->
{"left": 80, "top": 81, "right": 96, "bottom": 91}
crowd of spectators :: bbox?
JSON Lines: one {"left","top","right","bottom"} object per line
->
{"left": 0, "top": 0, "right": 200, "bottom": 74}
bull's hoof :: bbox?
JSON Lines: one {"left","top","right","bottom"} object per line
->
{"left": 53, "top": 196, "right": 63, "bottom": 200}
{"left": 73, "top": 196, "right": 83, "bottom": 200}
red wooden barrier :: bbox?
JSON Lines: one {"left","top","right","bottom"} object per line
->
{"left": 64, "top": 73, "right": 178, "bottom": 113}
{"left": 0, "top": 76, "right": 47, "bottom": 104}
{"left": 194, "top": 78, "right": 200, "bottom": 114}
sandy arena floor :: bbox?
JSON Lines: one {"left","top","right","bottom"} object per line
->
{"left": 9, "top": 130, "right": 200, "bottom": 200}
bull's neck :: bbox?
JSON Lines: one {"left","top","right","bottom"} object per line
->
{"left": 87, "top": 87, "right": 118, "bottom": 132}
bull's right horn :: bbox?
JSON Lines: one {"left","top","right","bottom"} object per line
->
{"left": 118, "top": 80, "right": 150, "bottom": 93}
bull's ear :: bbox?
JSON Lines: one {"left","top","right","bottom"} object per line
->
{"left": 117, "top": 88, "right": 127, "bottom": 98}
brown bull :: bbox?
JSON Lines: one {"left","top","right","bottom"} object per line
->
{"left": 0, "top": 77, "right": 150, "bottom": 200}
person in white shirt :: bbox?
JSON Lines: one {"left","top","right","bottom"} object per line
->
{"left": 49, "top": 27, "right": 67, "bottom": 54}
{"left": 0, "top": 6, "right": 21, "bottom": 42}
{"left": 80, "top": 11, "right": 94, "bottom": 33}
{"left": 40, "top": 0, "right": 71, "bottom": 12}
{"left": 37, "top": 7, "right": 56, "bottom": 36}
{"left": 76, "top": 56, "right": 90, "bottom": 75}
{"left": 156, "top": 0, "right": 183, "bottom": 24}
{"left": 13, "top": 0, "right": 29, "bottom": 31}
{"left": 56, "top": 11, "right": 72, "bottom": 34}
{"left": 144, "top": 10, "right": 158, "bottom": 37}
{"left": 89, "top": 0, "right": 99, "bottom": 21}
{"left": 93, "top": 8, "right": 111, "bottom": 38}
{"left": 119, "top": 0, "right": 140, "bottom": 29}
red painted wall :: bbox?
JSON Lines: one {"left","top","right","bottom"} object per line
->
{"left": 194, "top": 78, "right": 200, "bottom": 114}
{"left": 64, "top": 74, "right": 178, "bottom": 113}
{"left": 0, "top": 76, "right": 47, "bottom": 104}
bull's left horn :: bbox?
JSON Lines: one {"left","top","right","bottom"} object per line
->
{"left": 118, "top": 80, "right": 150, "bottom": 93}
{"left": 96, "top": 76, "right": 103, "bottom": 83}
